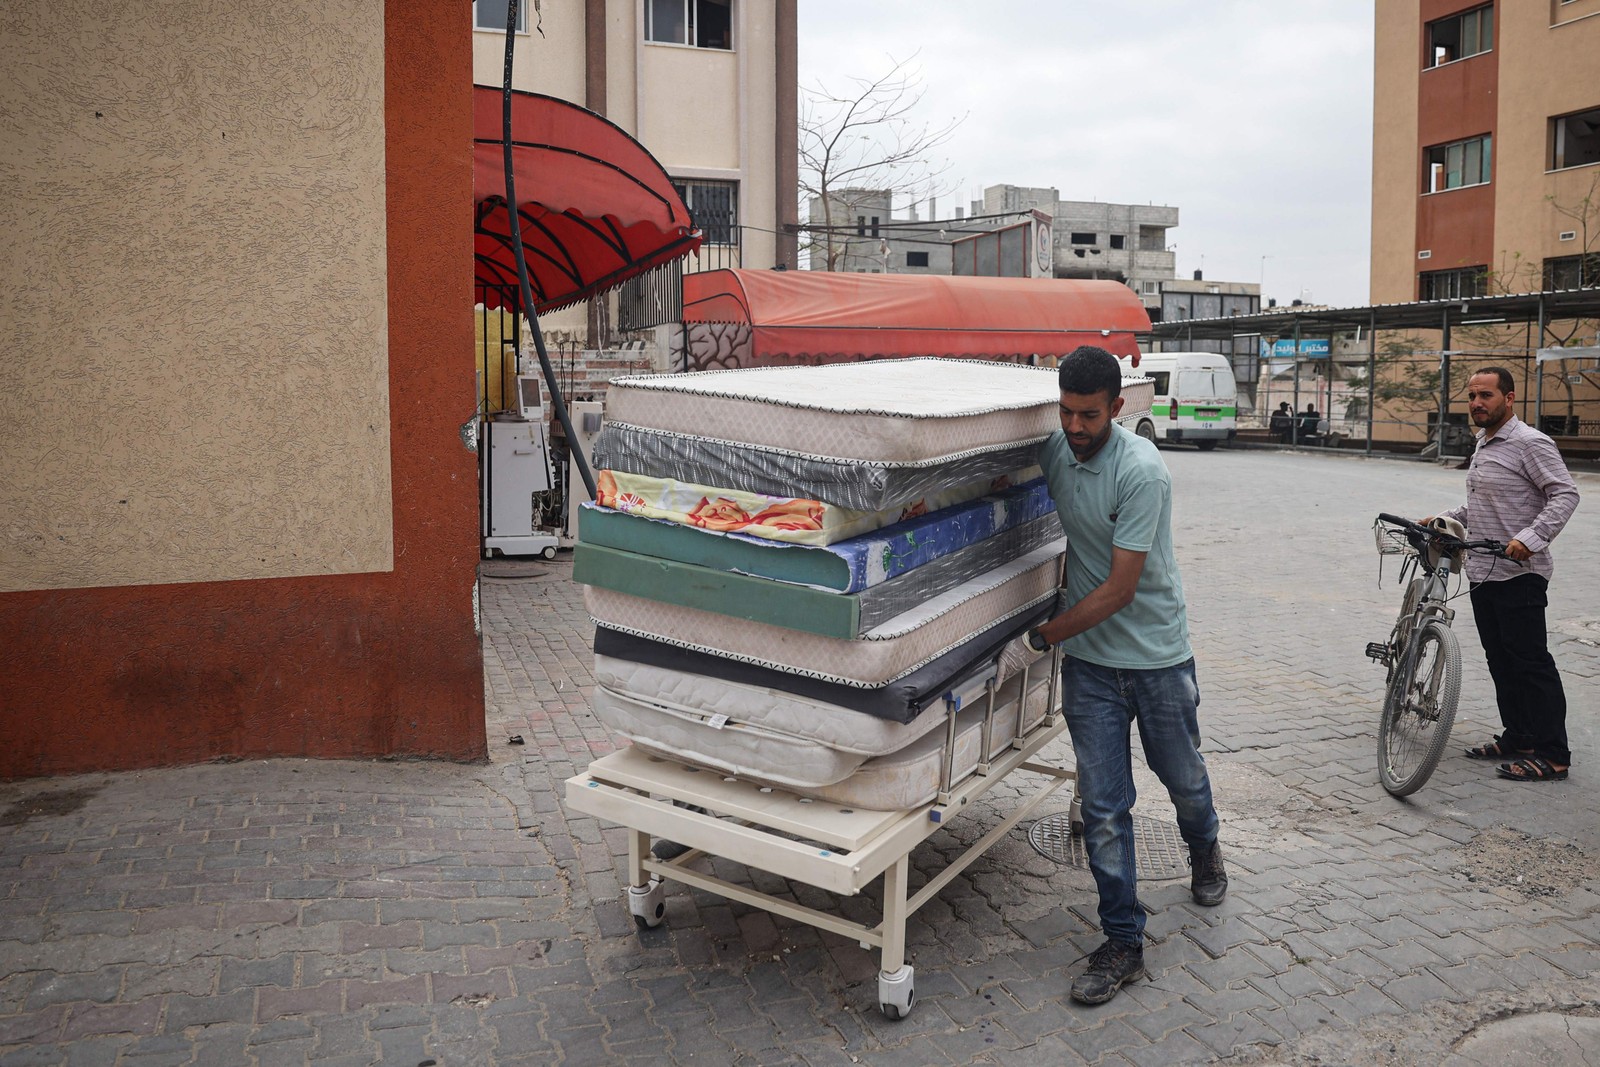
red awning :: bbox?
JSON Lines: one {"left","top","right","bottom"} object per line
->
{"left": 681, "top": 270, "right": 1152, "bottom": 362}
{"left": 474, "top": 86, "right": 701, "bottom": 313}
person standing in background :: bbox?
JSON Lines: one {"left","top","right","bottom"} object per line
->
{"left": 1444, "top": 367, "right": 1580, "bottom": 782}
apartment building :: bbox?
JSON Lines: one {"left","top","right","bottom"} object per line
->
{"left": 1371, "top": 0, "right": 1600, "bottom": 302}
{"left": 471, "top": 0, "right": 799, "bottom": 281}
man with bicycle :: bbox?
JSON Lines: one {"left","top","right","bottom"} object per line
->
{"left": 1440, "top": 367, "right": 1580, "bottom": 783}
{"left": 1020, "top": 345, "right": 1227, "bottom": 1005}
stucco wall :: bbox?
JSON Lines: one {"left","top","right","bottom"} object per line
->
{"left": 1370, "top": 1, "right": 1422, "bottom": 303}
{"left": 472, "top": 3, "right": 589, "bottom": 104}
{"left": 1493, "top": 1, "right": 1600, "bottom": 284}
{"left": 0, "top": 0, "right": 487, "bottom": 778}
{"left": 1, "top": 0, "right": 393, "bottom": 592}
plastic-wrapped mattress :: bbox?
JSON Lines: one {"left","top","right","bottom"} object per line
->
{"left": 593, "top": 359, "right": 1066, "bottom": 511}
{"left": 578, "top": 476, "right": 1058, "bottom": 592}
{"left": 592, "top": 465, "right": 1037, "bottom": 545}
{"left": 602, "top": 359, "right": 1063, "bottom": 462}
{"left": 574, "top": 513, "right": 1062, "bottom": 638}
{"left": 595, "top": 425, "right": 1043, "bottom": 513}
{"left": 592, "top": 596, "right": 1052, "bottom": 724}
{"left": 584, "top": 542, "right": 1065, "bottom": 690}
{"left": 594, "top": 659, "right": 1053, "bottom": 809}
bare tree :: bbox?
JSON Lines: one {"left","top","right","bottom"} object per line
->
{"left": 799, "top": 54, "right": 964, "bottom": 272}
{"left": 1470, "top": 173, "right": 1600, "bottom": 430}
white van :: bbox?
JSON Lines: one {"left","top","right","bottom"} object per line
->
{"left": 1134, "top": 352, "right": 1238, "bottom": 450}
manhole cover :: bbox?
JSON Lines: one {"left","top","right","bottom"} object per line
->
{"left": 1028, "top": 802, "right": 1189, "bottom": 881}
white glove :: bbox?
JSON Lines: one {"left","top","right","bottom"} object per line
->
{"left": 996, "top": 633, "right": 1048, "bottom": 681}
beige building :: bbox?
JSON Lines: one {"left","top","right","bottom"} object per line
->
{"left": 1370, "top": 0, "right": 1600, "bottom": 442}
{"left": 1372, "top": 0, "right": 1600, "bottom": 302}
{"left": 471, "top": 0, "right": 799, "bottom": 298}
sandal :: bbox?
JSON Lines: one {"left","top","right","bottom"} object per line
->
{"left": 1465, "top": 736, "right": 1530, "bottom": 760}
{"left": 1496, "top": 758, "right": 1569, "bottom": 783}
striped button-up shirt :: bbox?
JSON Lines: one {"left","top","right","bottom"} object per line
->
{"left": 1440, "top": 415, "right": 1580, "bottom": 583}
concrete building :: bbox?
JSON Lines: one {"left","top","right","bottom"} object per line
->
{"left": 1158, "top": 275, "right": 1262, "bottom": 326}
{"left": 805, "top": 189, "right": 991, "bottom": 275}
{"left": 977, "top": 186, "right": 1179, "bottom": 309}
{"left": 1372, "top": 1, "right": 1600, "bottom": 302}
{"left": 472, "top": 1, "right": 799, "bottom": 294}
{"left": 806, "top": 184, "right": 1179, "bottom": 311}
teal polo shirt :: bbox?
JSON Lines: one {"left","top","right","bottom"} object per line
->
{"left": 1038, "top": 422, "right": 1192, "bottom": 669}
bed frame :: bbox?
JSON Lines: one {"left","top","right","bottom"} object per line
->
{"left": 564, "top": 650, "right": 1073, "bottom": 1020}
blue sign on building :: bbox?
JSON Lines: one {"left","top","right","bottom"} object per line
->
{"left": 1261, "top": 338, "right": 1331, "bottom": 360}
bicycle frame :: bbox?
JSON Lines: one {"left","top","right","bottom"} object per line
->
{"left": 1367, "top": 514, "right": 1511, "bottom": 796}
{"left": 1379, "top": 547, "right": 1457, "bottom": 680}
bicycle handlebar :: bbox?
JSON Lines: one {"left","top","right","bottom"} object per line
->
{"left": 1375, "top": 513, "right": 1515, "bottom": 559}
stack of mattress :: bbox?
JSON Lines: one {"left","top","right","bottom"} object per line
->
{"left": 575, "top": 359, "right": 1074, "bottom": 811}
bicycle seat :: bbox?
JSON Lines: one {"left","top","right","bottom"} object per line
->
{"left": 1424, "top": 516, "right": 1468, "bottom": 568}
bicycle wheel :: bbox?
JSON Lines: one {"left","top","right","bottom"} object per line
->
{"left": 1377, "top": 618, "right": 1461, "bottom": 796}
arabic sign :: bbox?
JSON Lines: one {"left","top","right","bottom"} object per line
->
{"left": 1260, "top": 338, "right": 1331, "bottom": 359}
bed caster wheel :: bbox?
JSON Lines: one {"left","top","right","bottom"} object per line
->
{"left": 627, "top": 878, "right": 666, "bottom": 929}
{"left": 878, "top": 965, "right": 915, "bottom": 1020}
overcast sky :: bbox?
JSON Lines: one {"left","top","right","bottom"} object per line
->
{"left": 796, "top": 2, "right": 1376, "bottom": 308}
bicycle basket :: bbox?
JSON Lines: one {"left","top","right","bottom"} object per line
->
{"left": 1374, "top": 524, "right": 1414, "bottom": 556}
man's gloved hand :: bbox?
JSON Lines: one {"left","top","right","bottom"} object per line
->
{"left": 996, "top": 631, "right": 1048, "bottom": 681}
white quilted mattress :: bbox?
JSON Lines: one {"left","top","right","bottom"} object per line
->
{"left": 593, "top": 664, "right": 1053, "bottom": 808}
{"left": 583, "top": 542, "right": 1065, "bottom": 688}
{"left": 603, "top": 359, "right": 1063, "bottom": 463}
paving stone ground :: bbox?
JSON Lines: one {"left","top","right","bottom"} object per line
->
{"left": 2, "top": 448, "right": 1598, "bottom": 1065}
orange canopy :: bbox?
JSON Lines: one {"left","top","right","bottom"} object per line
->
{"left": 473, "top": 86, "right": 701, "bottom": 313}
{"left": 681, "top": 270, "right": 1151, "bottom": 363}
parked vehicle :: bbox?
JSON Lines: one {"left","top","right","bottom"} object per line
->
{"left": 1114, "top": 373, "right": 1157, "bottom": 443}
{"left": 1134, "top": 352, "right": 1238, "bottom": 450}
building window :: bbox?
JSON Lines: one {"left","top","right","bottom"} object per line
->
{"left": 1551, "top": 106, "right": 1600, "bottom": 170}
{"left": 856, "top": 216, "right": 866, "bottom": 236}
{"left": 1424, "top": 134, "right": 1492, "bottom": 193}
{"left": 1543, "top": 254, "right": 1600, "bottom": 290}
{"left": 672, "top": 179, "right": 738, "bottom": 244}
{"left": 646, "top": 0, "right": 733, "bottom": 50}
{"left": 1069, "top": 232, "right": 1096, "bottom": 245}
{"left": 473, "top": 0, "right": 526, "bottom": 32}
{"left": 1109, "top": 234, "right": 1126, "bottom": 250}
{"left": 1419, "top": 266, "right": 1488, "bottom": 301}
{"left": 905, "top": 251, "right": 929, "bottom": 268}
{"left": 1426, "top": 5, "right": 1493, "bottom": 67}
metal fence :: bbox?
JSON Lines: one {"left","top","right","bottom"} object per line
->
{"left": 1243, "top": 345, "right": 1599, "bottom": 455}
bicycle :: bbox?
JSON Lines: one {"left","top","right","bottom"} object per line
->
{"left": 1364, "top": 513, "right": 1514, "bottom": 796}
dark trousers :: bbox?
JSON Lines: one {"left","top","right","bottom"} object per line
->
{"left": 1469, "top": 573, "right": 1570, "bottom": 765}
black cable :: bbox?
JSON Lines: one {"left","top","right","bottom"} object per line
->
{"left": 502, "top": 0, "right": 597, "bottom": 499}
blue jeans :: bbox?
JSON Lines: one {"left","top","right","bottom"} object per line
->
{"left": 1062, "top": 655, "right": 1219, "bottom": 945}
